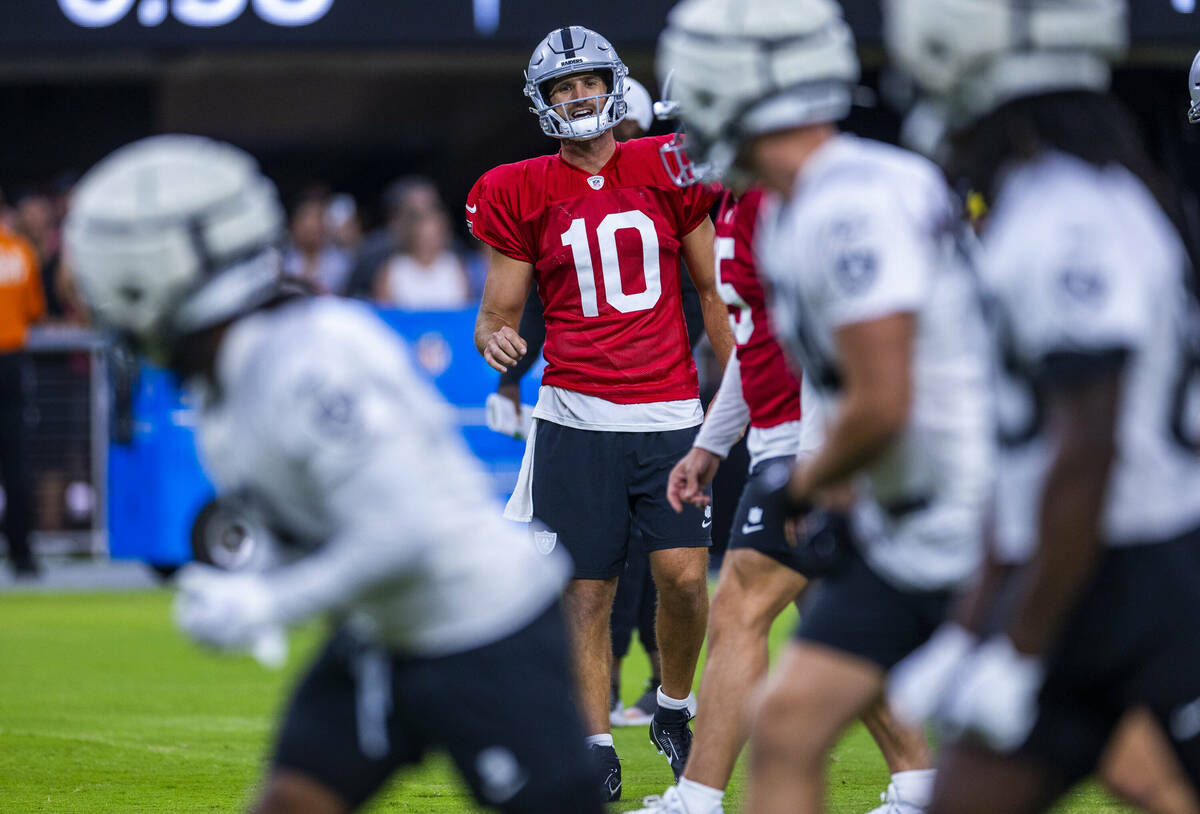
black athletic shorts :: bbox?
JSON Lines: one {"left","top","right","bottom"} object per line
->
{"left": 1014, "top": 525, "right": 1200, "bottom": 788}
{"left": 271, "top": 604, "right": 597, "bottom": 812}
{"left": 796, "top": 547, "right": 952, "bottom": 671}
{"left": 531, "top": 422, "right": 711, "bottom": 580}
{"left": 728, "top": 456, "right": 849, "bottom": 577}
{"left": 728, "top": 457, "right": 799, "bottom": 567}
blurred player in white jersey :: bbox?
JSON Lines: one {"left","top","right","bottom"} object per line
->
{"left": 631, "top": 177, "right": 936, "bottom": 814}
{"left": 884, "top": 1, "right": 1200, "bottom": 812}
{"left": 657, "top": 2, "right": 993, "bottom": 812}
{"left": 64, "top": 135, "right": 601, "bottom": 814}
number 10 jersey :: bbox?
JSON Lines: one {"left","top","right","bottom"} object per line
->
{"left": 467, "top": 135, "right": 718, "bottom": 405}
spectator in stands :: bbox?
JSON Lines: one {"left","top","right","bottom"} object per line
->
{"left": 0, "top": 190, "right": 46, "bottom": 578}
{"left": 49, "top": 173, "right": 87, "bottom": 323}
{"left": 372, "top": 207, "right": 471, "bottom": 309}
{"left": 325, "top": 193, "right": 363, "bottom": 255}
{"left": 13, "top": 190, "right": 65, "bottom": 319}
{"left": 281, "top": 191, "right": 352, "bottom": 295}
{"left": 343, "top": 176, "right": 442, "bottom": 299}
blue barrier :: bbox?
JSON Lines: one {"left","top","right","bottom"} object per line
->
{"left": 107, "top": 305, "right": 540, "bottom": 565}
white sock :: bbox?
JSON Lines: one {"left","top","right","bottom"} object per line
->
{"left": 676, "top": 778, "right": 724, "bottom": 812}
{"left": 890, "top": 769, "right": 935, "bottom": 806}
{"left": 585, "top": 733, "right": 614, "bottom": 748}
{"left": 657, "top": 686, "right": 695, "bottom": 712}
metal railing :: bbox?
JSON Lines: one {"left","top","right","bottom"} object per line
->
{"left": 23, "top": 324, "right": 107, "bottom": 556}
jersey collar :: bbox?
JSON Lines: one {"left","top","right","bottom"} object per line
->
{"left": 557, "top": 138, "right": 623, "bottom": 179}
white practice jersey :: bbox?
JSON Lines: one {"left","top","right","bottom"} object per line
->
{"left": 984, "top": 151, "right": 1200, "bottom": 562}
{"left": 195, "top": 297, "right": 570, "bottom": 656}
{"left": 757, "top": 134, "right": 993, "bottom": 592}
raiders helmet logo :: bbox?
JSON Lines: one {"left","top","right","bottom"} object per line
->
{"left": 587, "top": 175, "right": 605, "bottom": 190}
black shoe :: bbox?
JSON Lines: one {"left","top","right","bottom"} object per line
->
{"left": 588, "top": 743, "right": 622, "bottom": 802}
{"left": 650, "top": 705, "right": 693, "bottom": 782}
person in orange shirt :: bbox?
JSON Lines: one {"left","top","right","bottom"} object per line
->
{"left": 0, "top": 192, "right": 45, "bottom": 578}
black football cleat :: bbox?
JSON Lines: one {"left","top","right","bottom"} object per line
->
{"left": 588, "top": 743, "right": 622, "bottom": 802}
{"left": 650, "top": 706, "right": 693, "bottom": 782}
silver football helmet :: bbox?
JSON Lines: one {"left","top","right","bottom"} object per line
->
{"left": 656, "top": 0, "right": 859, "bottom": 185}
{"left": 64, "top": 135, "right": 285, "bottom": 362}
{"left": 885, "top": 0, "right": 1128, "bottom": 136}
{"left": 1189, "top": 49, "right": 1200, "bottom": 124}
{"left": 525, "top": 26, "right": 629, "bottom": 140}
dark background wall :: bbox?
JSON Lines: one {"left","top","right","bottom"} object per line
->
{"left": 3, "top": 1, "right": 1200, "bottom": 230}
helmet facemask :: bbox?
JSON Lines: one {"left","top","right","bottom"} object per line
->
{"left": 528, "top": 67, "right": 628, "bottom": 140}
{"left": 532, "top": 70, "right": 628, "bottom": 141}
{"left": 659, "top": 129, "right": 703, "bottom": 187}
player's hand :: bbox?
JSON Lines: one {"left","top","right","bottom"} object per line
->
{"left": 888, "top": 622, "right": 977, "bottom": 728}
{"left": 483, "top": 326, "right": 527, "bottom": 372}
{"left": 667, "top": 447, "right": 722, "bottom": 512}
{"left": 939, "top": 635, "right": 1045, "bottom": 752}
{"left": 173, "top": 564, "right": 283, "bottom": 662}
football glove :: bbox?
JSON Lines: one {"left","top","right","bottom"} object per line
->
{"left": 939, "top": 635, "right": 1045, "bottom": 752}
{"left": 888, "top": 622, "right": 977, "bottom": 728}
{"left": 173, "top": 563, "right": 287, "bottom": 667}
{"left": 485, "top": 393, "right": 534, "bottom": 440}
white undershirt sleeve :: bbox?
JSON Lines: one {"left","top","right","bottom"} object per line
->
{"left": 693, "top": 350, "right": 750, "bottom": 458}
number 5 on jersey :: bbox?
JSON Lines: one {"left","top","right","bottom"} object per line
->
{"left": 716, "top": 236, "right": 753, "bottom": 345}
{"left": 561, "top": 211, "right": 662, "bottom": 316}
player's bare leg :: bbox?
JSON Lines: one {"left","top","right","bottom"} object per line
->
{"left": 684, "top": 548, "right": 804, "bottom": 790}
{"left": 563, "top": 577, "right": 621, "bottom": 735}
{"left": 745, "top": 642, "right": 883, "bottom": 814}
{"left": 1100, "top": 707, "right": 1200, "bottom": 814}
{"left": 861, "top": 698, "right": 932, "bottom": 772}
{"left": 648, "top": 649, "right": 663, "bottom": 682}
{"left": 649, "top": 546, "right": 710, "bottom": 700}
{"left": 253, "top": 769, "right": 348, "bottom": 814}
{"left": 927, "top": 744, "right": 1065, "bottom": 814}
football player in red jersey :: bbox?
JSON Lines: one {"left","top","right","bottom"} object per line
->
{"left": 470, "top": 25, "right": 734, "bottom": 803}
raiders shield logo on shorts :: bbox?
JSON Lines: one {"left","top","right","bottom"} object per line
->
{"left": 533, "top": 530, "right": 558, "bottom": 555}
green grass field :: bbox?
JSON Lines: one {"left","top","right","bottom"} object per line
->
{"left": 0, "top": 590, "right": 1134, "bottom": 813}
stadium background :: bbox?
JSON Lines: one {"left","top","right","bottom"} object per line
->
{"left": 7, "top": 0, "right": 1200, "bottom": 561}
{"left": 1, "top": 3, "right": 1199, "bottom": 811}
